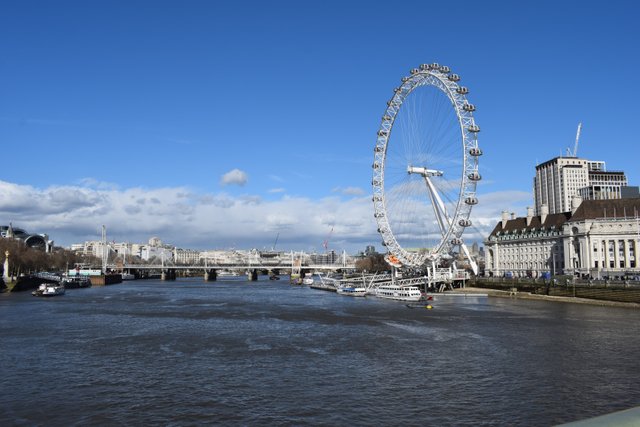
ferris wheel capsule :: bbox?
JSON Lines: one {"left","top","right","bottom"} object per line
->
{"left": 468, "top": 125, "right": 480, "bottom": 132}
{"left": 457, "top": 87, "right": 469, "bottom": 95}
{"left": 468, "top": 171, "right": 482, "bottom": 181}
{"left": 448, "top": 74, "right": 460, "bottom": 82}
{"left": 463, "top": 103, "right": 476, "bottom": 112}
{"left": 469, "top": 147, "right": 483, "bottom": 156}
{"left": 439, "top": 65, "right": 450, "bottom": 73}
{"left": 465, "top": 197, "right": 479, "bottom": 205}
{"left": 458, "top": 219, "right": 472, "bottom": 227}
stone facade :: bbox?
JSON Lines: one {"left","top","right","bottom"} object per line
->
{"left": 485, "top": 198, "right": 640, "bottom": 279}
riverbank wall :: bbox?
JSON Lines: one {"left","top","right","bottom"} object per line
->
{"left": 468, "top": 278, "right": 640, "bottom": 305}
{"left": 89, "top": 274, "right": 123, "bottom": 286}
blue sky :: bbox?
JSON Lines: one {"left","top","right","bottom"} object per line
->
{"left": 1, "top": 1, "right": 639, "bottom": 253}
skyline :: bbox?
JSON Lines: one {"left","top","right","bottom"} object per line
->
{"left": 2, "top": 1, "right": 639, "bottom": 253}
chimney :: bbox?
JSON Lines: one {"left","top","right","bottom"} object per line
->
{"left": 541, "top": 204, "right": 549, "bottom": 224}
{"left": 510, "top": 212, "right": 516, "bottom": 220}
{"left": 501, "top": 211, "right": 509, "bottom": 228}
{"left": 571, "top": 195, "right": 582, "bottom": 215}
{"left": 526, "top": 207, "right": 534, "bottom": 226}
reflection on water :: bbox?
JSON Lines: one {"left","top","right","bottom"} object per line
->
{"left": 1, "top": 278, "right": 639, "bottom": 426}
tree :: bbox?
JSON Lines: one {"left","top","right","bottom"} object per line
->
{"left": 355, "top": 253, "right": 389, "bottom": 273}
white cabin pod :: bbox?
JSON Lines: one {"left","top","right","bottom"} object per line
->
{"left": 468, "top": 171, "right": 481, "bottom": 181}
{"left": 374, "top": 212, "right": 385, "bottom": 218}
{"left": 377, "top": 130, "right": 388, "bottom": 136}
{"left": 401, "top": 76, "right": 409, "bottom": 82}
{"left": 374, "top": 145, "right": 384, "bottom": 152}
{"left": 382, "top": 115, "right": 392, "bottom": 121}
{"left": 372, "top": 195, "right": 382, "bottom": 201}
{"left": 450, "top": 238, "right": 462, "bottom": 246}
{"left": 458, "top": 219, "right": 472, "bottom": 227}
{"left": 467, "top": 124, "right": 480, "bottom": 132}
{"left": 430, "top": 62, "right": 440, "bottom": 69}
{"left": 372, "top": 179, "right": 381, "bottom": 186}
{"left": 463, "top": 103, "right": 476, "bottom": 112}
{"left": 419, "top": 64, "right": 429, "bottom": 70}
{"left": 469, "top": 147, "right": 483, "bottom": 156}
{"left": 410, "top": 68, "right": 419, "bottom": 74}
{"left": 465, "top": 196, "right": 478, "bottom": 205}
{"left": 372, "top": 162, "right": 380, "bottom": 169}
{"left": 439, "top": 65, "right": 450, "bottom": 73}
{"left": 448, "top": 74, "right": 460, "bottom": 82}
{"left": 457, "top": 87, "right": 469, "bottom": 95}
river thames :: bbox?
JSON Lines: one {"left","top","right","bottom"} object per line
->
{"left": 1, "top": 277, "right": 639, "bottom": 426}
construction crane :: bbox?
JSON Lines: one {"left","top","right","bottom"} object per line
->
{"left": 566, "top": 122, "right": 582, "bottom": 157}
{"left": 322, "top": 226, "right": 334, "bottom": 252}
{"left": 272, "top": 232, "right": 279, "bottom": 251}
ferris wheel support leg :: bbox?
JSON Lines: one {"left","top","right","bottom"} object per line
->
{"left": 423, "top": 176, "right": 450, "bottom": 237}
{"left": 460, "top": 243, "right": 478, "bottom": 275}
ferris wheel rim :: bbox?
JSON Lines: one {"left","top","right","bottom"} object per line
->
{"left": 372, "top": 63, "right": 481, "bottom": 268}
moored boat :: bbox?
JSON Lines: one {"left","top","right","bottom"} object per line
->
{"left": 336, "top": 286, "right": 367, "bottom": 297}
{"left": 374, "top": 284, "right": 421, "bottom": 301}
{"left": 32, "top": 283, "right": 65, "bottom": 297}
{"left": 61, "top": 275, "right": 92, "bottom": 289}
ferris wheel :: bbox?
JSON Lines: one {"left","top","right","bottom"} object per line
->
{"left": 372, "top": 63, "right": 482, "bottom": 270}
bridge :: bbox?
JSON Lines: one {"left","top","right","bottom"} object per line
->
{"left": 106, "top": 254, "right": 357, "bottom": 281}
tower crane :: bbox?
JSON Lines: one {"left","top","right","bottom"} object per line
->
{"left": 566, "top": 122, "right": 582, "bottom": 157}
{"left": 322, "top": 226, "right": 334, "bottom": 252}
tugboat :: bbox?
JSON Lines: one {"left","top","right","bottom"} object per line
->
{"left": 32, "top": 283, "right": 65, "bottom": 297}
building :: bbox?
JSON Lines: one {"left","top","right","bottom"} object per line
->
{"left": 1, "top": 223, "right": 53, "bottom": 252}
{"left": 578, "top": 169, "right": 627, "bottom": 201}
{"left": 533, "top": 157, "right": 627, "bottom": 215}
{"left": 484, "top": 197, "right": 640, "bottom": 279}
{"left": 140, "top": 245, "right": 173, "bottom": 262}
{"left": 174, "top": 248, "right": 201, "bottom": 265}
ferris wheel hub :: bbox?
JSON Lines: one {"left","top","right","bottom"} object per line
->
{"left": 407, "top": 165, "right": 443, "bottom": 177}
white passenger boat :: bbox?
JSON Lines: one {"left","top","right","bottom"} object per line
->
{"left": 302, "top": 277, "right": 315, "bottom": 286}
{"left": 32, "top": 283, "right": 65, "bottom": 297}
{"left": 336, "top": 286, "right": 367, "bottom": 297}
{"left": 121, "top": 273, "right": 135, "bottom": 280}
{"left": 374, "top": 284, "right": 421, "bottom": 301}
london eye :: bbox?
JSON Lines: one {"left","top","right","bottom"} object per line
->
{"left": 372, "top": 63, "right": 482, "bottom": 271}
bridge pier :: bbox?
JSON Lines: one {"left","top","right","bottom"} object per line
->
{"left": 204, "top": 269, "right": 217, "bottom": 282}
{"left": 162, "top": 269, "right": 176, "bottom": 281}
{"left": 248, "top": 269, "right": 258, "bottom": 281}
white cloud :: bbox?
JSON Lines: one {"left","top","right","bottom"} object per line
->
{"left": 268, "top": 188, "right": 285, "bottom": 193}
{"left": 333, "top": 186, "right": 365, "bottom": 196}
{"left": 0, "top": 179, "right": 528, "bottom": 253}
{"left": 220, "top": 169, "right": 248, "bottom": 186}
